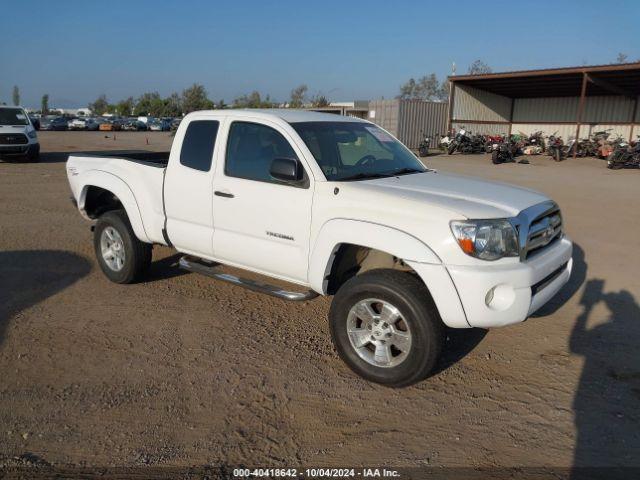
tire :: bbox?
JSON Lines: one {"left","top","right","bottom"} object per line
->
{"left": 418, "top": 146, "right": 428, "bottom": 157}
{"left": 26, "top": 144, "right": 40, "bottom": 163}
{"left": 553, "top": 149, "right": 561, "bottom": 162}
{"left": 329, "top": 269, "right": 445, "bottom": 387}
{"left": 491, "top": 150, "right": 500, "bottom": 164}
{"left": 93, "top": 210, "right": 152, "bottom": 284}
{"left": 447, "top": 142, "right": 456, "bottom": 155}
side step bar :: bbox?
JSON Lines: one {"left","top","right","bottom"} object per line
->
{"left": 178, "top": 255, "right": 319, "bottom": 302}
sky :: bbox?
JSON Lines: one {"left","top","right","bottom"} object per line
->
{"left": 2, "top": 0, "right": 639, "bottom": 108}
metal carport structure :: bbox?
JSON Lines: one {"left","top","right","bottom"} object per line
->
{"left": 447, "top": 62, "right": 640, "bottom": 157}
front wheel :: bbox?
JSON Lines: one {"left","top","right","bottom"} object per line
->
{"left": 26, "top": 144, "right": 40, "bottom": 163}
{"left": 447, "top": 142, "right": 457, "bottom": 155}
{"left": 553, "top": 149, "right": 562, "bottom": 162}
{"left": 418, "top": 145, "right": 429, "bottom": 157}
{"left": 329, "top": 269, "right": 444, "bottom": 387}
{"left": 491, "top": 150, "right": 500, "bottom": 164}
{"left": 93, "top": 210, "right": 152, "bottom": 284}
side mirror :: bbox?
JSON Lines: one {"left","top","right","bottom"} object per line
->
{"left": 270, "top": 157, "right": 304, "bottom": 183}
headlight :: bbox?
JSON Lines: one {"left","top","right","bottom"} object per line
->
{"left": 450, "top": 219, "right": 519, "bottom": 260}
{"left": 27, "top": 129, "right": 38, "bottom": 139}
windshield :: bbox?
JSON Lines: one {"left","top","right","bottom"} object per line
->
{"left": 0, "top": 107, "right": 29, "bottom": 126}
{"left": 291, "top": 121, "right": 425, "bottom": 181}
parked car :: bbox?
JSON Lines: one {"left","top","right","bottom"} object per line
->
{"left": 0, "top": 106, "right": 40, "bottom": 162}
{"left": 122, "top": 119, "right": 147, "bottom": 131}
{"left": 85, "top": 118, "right": 101, "bottom": 131}
{"left": 98, "top": 118, "right": 122, "bottom": 131}
{"left": 170, "top": 118, "right": 182, "bottom": 131}
{"left": 40, "top": 116, "right": 69, "bottom": 131}
{"left": 28, "top": 115, "right": 40, "bottom": 130}
{"left": 68, "top": 117, "right": 88, "bottom": 130}
{"left": 66, "top": 110, "right": 572, "bottom": 387}
{"left": 148, "top": 118, "right": 171, "bottom": 131}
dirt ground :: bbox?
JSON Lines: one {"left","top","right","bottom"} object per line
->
{"left": 1, "top": 131, "right": 639, "bottom": 474}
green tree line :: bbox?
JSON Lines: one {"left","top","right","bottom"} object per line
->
{"left": 85, "top": 83, "right": 331, "bottom": 117}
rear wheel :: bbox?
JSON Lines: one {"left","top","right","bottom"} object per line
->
{"left": 329, "top": 269, "right": 444, "bottom": 387}
{"left": 93, "top": 210, "right": 152, "bottom": 284}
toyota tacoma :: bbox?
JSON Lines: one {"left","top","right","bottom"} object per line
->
{"left": 66, "top": 110, "right": 572, "bottom": 387}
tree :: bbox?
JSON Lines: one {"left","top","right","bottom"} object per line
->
{"left": 181, "top": 83, "right": 213, "bottom": 113}
{"left": 398, "top": 74, "right": 448, "bottom": 101}
{"left": 12, "top": 86, "right": 20, "bottom": 106}
{"left": 163, "top": 92, "right": 182, "bottom": 117}
{"left": 289, "top": 84, "right": 308, "bottom": 108}
{"left": 435, "top": 82, "right": 449, "bottom": 101}
{"left": 311, "top": 94, "right": 330, "bottom": 107}
{"left": 116, "top": 96, "right": 135, "bottom": 116}
{"left": 233, "top": 91, "right": 274, "bottom": 108}
{"left": 133, "top": 92, "right": 163, "bottom": 116}
{"left": 89, "top": 94, "right": 109, "bottom": 115}
{"left": 216, "top": 99, "right": 226, "bottom": 109}
{"left": 467, "top": 60, "right": 492, "bottom": 75}
{"left": 615, "top": 53, "right": 628, "bottom": 64}
{"left": 41, "top": 94, "right": 49, "bottom": 115}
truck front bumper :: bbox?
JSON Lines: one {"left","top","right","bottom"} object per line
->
{"left": 445, "top": 236, "right": 573, "bottom": 328}
{"left": 0, "top": 142, "right": 39, "bottom": 158}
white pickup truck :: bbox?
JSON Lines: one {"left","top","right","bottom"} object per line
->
{"left": 67, "top": 110, "right": 572, "bottom": 387}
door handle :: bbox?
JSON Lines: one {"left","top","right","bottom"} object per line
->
{"left": 214, "top": 190, "right": 234, "bottom": 198}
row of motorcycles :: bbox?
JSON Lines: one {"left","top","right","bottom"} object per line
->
{"left": 436, "top": 128, "right": 640, "bottom": 169}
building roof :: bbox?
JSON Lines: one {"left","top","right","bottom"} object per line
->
{"left": 448, "top": 62, "right": 640, "bottom": 98}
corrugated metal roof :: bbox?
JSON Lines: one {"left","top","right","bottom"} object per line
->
{"left": 449, "top": 62, "right": 640, "bottom": 81}
{"left": 448, "top": 62, "right": 640, "bottom": 98}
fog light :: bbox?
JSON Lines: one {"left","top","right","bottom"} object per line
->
{"left": 485, "top": 284, "right": 516, "bottom": 311}
{"left": 485, "top": 288, "right": 494, "bottom": 305}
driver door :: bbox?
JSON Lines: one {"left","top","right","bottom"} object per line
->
{"left": 212, "top": 119, "right": 314, "bottom": 283}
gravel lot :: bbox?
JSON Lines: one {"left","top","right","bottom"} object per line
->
{"left": 1, "top": 131, "right": 639, "bottom": 473}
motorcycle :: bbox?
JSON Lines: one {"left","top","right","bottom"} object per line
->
{"left": 524, "top": 131, "right": 546, "bottom": 154}
{"left": 418, "top": 132, "right": 431, "bottom": 157}
{"left": 547, "top": 134, "right": 564, "bottom": 162}
{"left": 491, "top": 138, "right": 516, "bottom": 164}
{"left": 607, "top": 138, "right": 640, "bottom": 169}
{"left": 483, "top": 134, "right": 504, "bottom": 153}
{"left": 447, "top": 128, "right": 468, "bottom": 154}
{"left": 438, "top": 132, "right": 452, "bottom": 151}
{"left": 547, "top": 135, "right": 577, "bottom": 161}
{"left": 448, "top": 129, "right": 484, "bottom": 155}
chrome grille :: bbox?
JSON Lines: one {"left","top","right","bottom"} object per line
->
{"left": 526, "top": 210, "right": 563, "bottom": 258}
{"left": 512, "top": 201, "right": 563, "bottom": 261}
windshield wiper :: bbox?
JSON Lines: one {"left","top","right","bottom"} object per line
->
{"left": 386, "top": 167, "right": 425, "bottom": 176}
{"left": 337, "top": 172, "right": 395, "bottom": 182}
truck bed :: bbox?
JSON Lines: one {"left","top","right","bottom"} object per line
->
{"left": 80, "top": 150, "right": 169, "bottom": 167}
{"left": 67, "top": 152, "right": 169, "bottom": 244}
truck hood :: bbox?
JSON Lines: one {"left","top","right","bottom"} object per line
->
{"left": 350, "top": 171, "right": 549, "bottom": 218}
{"left": 0, "top": 125, "right": 29, "bottom": 134}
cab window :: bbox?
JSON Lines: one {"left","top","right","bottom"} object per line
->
{"left": 225, "top": 121, "right": 300, "bottom": 184}
{"left": 179, "top": 120, "right": 219, "bottom": 172}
